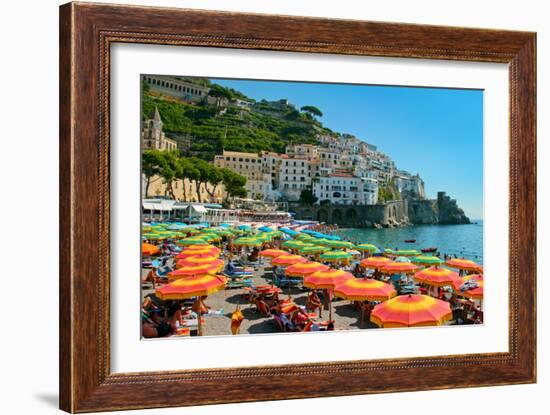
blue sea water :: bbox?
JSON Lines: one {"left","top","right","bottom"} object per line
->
{"left": 336, "top": 221, "right": 483, "bottom": 264}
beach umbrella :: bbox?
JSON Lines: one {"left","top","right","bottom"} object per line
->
{"left": 177, "top": 237, "right": 209, "bottom": 246}
{"left": 259, "top": 249, "right": 288, "bottom": 258}
{"left": 381, "top": 262, "right": 420, "bottom": 275}
{"left": 394, "top": 249, "right": 421, "bottom": 257}
{"left": 446, "top": 258, "right": 483, "bottom": 272}
{"left": 304, "top": 269, "right": 354, "bottom": 320}
{"left": 281, "top": 240, "right": 307, "bottom": 249}
{"left": 334, "top": 278, "right": 397, "bottom": 302}
{"left": 142, "top": 243, "right": 160, "bottom": 256}
{"left": 297, "top": 245, "right": 330, "bottom": 255}
{"left": 360, "top": 256, "right": 391, "bottom": 269}
{"left": 177, "top": 256, "right": 224, "bottom": 269}
{"left": 323, "top": 240, "right": 354, "bottom": 249}
{"left": 304, "top": 269, "right": 354, "bottom": 290}
{"left": 156, "top": 274, "right": 227, "bottom": 335}
{"left": 370, "top": 294, "right": 452, "bottom": 328}
{"left": 233, "top": 237, "right": 262, "bottom": 247}
{"left": 175, "top": 246, "right": 220, "bottom": 259}
{"left": 356, "top": 243, "right": 378, "bottom": 253}
{"left": 295, "top": 233, "right": 315, "bottom": 241}
{"left": 414, "top": 266, "right": 460, "bottom": 287}
{"left": 383, "top": 249, "right": 396, "bottom": 256}
{"left": 285, "top": 261, "right": 329, "bottom": 277}
{"left": 319, "top": 250, "right": 352, "bottom": 263}
{"left": 279, "top": 227, "right": 299, "bottom": 237}
{"left": 168, "top": 263, "right": 220, "bottom": 281}
{"left": 272, "top": 254, "right": 308, "bottom": 267}
{"left": 238, "top": 225, "right": 252, "bottom": 231}
{"left": 412, "top": 256, "right": 443, "bottom": 266}
{"left": 453, "top": 274, "right": 483, "bottom": 300}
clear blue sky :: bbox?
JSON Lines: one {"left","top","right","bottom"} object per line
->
{"left": 214, "top": 78, "right": 483, "bottom": 220}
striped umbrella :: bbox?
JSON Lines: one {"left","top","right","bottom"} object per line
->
{"left": 285, "top": 261, "right": 329, "bottom": 277}
{"left": 304, "top": 269, "right": 353, "bottom": 290}
{"left": 142, "top": 243, "right": 160, "bottom": 256}
{"left": 281, "top": 240, "right": 307, "bottom": 249}
{"left": 259, "top": 249, "right": 288, "bottom": 258}
{"left": 233, "top": 237, "right": 262, "bottom": 247}
{"left": 360, "top": 256, "right": 392, "bottom": 269}
{"left": 177, "top": 256, "right": 224, "bottom": 269}
{"left": 356, "top": 243, "right": 378, "bottom": 253}
{"left": 304, "top": 269, "right": 353, "bottom": 320}
{"left": 370, "top": 294, "right": 452, "bottom": 328}
{"left": 319, "top": 250, "right": 352, "bottom": 262}
{"left": 272, "top": 254, "right": 308, "bottom": 267}
{"left": 167, "top": 263, "right": 220, "bottom": 281}
{"left": 323, "top": 240, "right": 354, "bottom": 249}
{"left": 414, "top": 266, "right": 460, "bottom": 287}
{"left": 411, "top": 256, "right": 443, "bottom": 266}
{"left": 175, "top": 246, "right": 220, "bottom": 259}
{"left": 297, "top": 245, "right": 330, "bottom": 255}
{"left": 334, "top": 278, "right": 397, "bottom": 302}
{"left": 453, "top": 274, "right": 483, "bottom": 300}
{"left": 381, "top": 262, "right": 420, "bottom": 275}
{"left": 394, "top": 249, "right": 421, "bottom": 257}
{"left": 446, "top": 258, "right": 483, "bottom": 272}
{"left": 156, "top": 274, "right": 227, "bottom": 336}
{"left": 177, "top": 237, "right": 209, "bottom": 246}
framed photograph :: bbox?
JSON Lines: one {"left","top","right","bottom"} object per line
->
{"left": 59, "top": 2, "right": 536, "bottom": 412}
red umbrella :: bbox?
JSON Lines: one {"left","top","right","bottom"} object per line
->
{"left": 414, "top": 266, "right": 461, "bottom": 287}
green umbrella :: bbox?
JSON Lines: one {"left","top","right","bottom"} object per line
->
{"left": 356, "top": 243, "right": 378, "bottom": 252}
{"left": 282, "top": 240, "right": 307, "bottom": 249}
{"left": 177, "top": 237, "right": 209, "bottom": 246}
{"left": 233, "top": 237, "right": 262, "bottom": 247}
{"left": 412, "top": 255, "right": 443, "bottom": 266}
{"left": 394, "top": 249, "right": 421, "bottom": 257}
{"left": 295, "top": 233, "right": 316, "bottom": 241}
{"left": 323, "top": 240, "right": 354, "bottom": 249}
{"left": 319, "top": 250, "right": 352, "bottom": 262}
{"left": 298, "top": 245, "right": 330, "bottom": 254}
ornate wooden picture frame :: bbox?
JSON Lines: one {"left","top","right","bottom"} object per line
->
{"left": 59, "top": 2, "right": 536, "bottom": 412}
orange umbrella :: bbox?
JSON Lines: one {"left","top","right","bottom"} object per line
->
{"left": 446, "top": 258, "right": 482, "bottom": 272}
{"left": 142, "top": 243, "right": 160, "bottom": 256}
{"left": 177, "top": 256, "right": 224, "bottom": 269}
{"left": 414, "top": 266, "right": 461, "bottom": 287}
{"left": 360, "top": 256, "right": 391, "bottom": 269}
{"left": 175, "top": 246, "right": 220, "bottom": 259}
{"left": 259, "top": 249, "right": 288, "bottom": 258}
{"left": 381, "top": 262, "right": 419, "bottom": 275}
{"left": 304, "top": 269, "right": 353, "bottom": 321}
{"left": 156, "top": 274, "right": 227, "bottom": 336}
{"left": 370, "top": 294, "right": 452, "bottom": 328}
{"left": 168, "top": 263, "right": 220, "bottom": 281}
{"left": 272, "top": 254, "right": 308, "bottom": 267}
{"left": 334, "top": 278, "right": 397, "bottom": 302}
{"left": 304, "top": 269, "right": 354, "bottom": 290}
{"left": 453, "top": 274, "right": 483, "bottom": 300}
{"left": 285, "top": 261, "right": 329, "bottom": 277}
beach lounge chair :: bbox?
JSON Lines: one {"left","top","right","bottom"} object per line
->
{"left": 273, "top": 274, "right": 302, "bottom": 288}
{"left": 254, "top": 299, "right": 272, "bottom": 317}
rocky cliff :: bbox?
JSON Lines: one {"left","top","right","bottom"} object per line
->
{"left": 408, "top": 192, "right": 470, "bottom": 225}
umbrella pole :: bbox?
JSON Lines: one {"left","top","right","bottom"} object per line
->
{"left": 195, "top": 298, "right": 203, "bottom": 336}
{"left": 329, "top": 290, "right": 333, "bottom": 322}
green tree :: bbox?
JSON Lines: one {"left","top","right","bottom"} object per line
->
{"left": 142, "top": 150, "right": 164, "bottom": 198}
{"left": 300, "top": 105, "right": 323, "bottom": 118}
{"left": 158, "top": 151, "right": 180, "bottom": 199}
{"left": 299, "top": 189, "right": 318, "bottom": 206}
{"left": 220, "top": 168, "right": 247, "bottom": 203}
{"left": 176, "top": 157, "right": 199, "bottom": 201}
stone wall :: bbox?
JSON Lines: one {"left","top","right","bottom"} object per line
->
{"left": 437, "top": 192, "right": 471, "bottom": 224}
{"left": 291, "top": 200, "right": 409, "bottom": 228}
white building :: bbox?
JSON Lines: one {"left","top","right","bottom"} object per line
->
{"left": 278, "top": 158, "right": 317, "bottom": 201}
{"left": 313, "top": 171, "right": 376, "bottom": 206}
{"left": 394, "top": 172, "right": 426, "bottom": 199}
